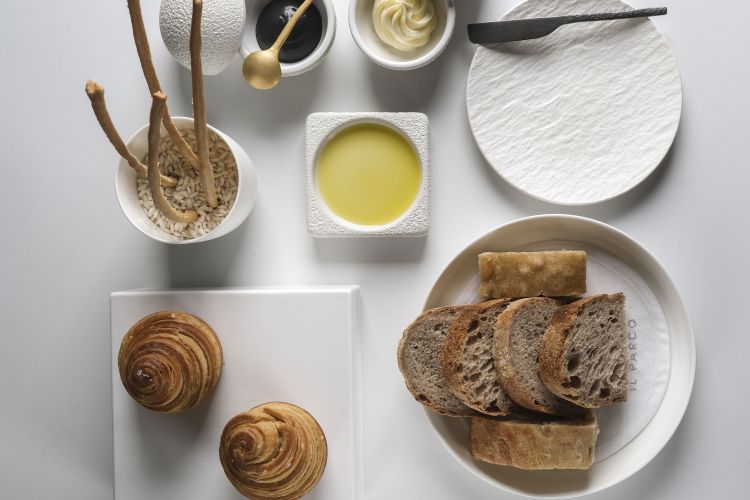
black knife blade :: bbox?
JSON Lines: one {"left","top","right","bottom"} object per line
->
{"left": 468, "top": 8, "right": 667, "bottom": 44}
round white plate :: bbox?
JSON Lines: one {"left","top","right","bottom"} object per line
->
{"left": 466, "top": 0, "right": 682, "bottom": 205}
{"left": 422, "top": 215, "right": 695, "bottom": 498}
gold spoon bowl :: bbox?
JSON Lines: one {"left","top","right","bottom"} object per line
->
{"left": 242, "top": 0, "right": 315, "bottom": 89}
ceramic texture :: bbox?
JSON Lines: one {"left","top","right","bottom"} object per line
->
{"left": 349, "top": 0, "right": 456, "bottom": 70}
{"left": 111, "top": 287, "right": 363, "bottom": 500}
{"left": 422, "top": 215, "right": 695, "bottom": 498}
{"left": 241, "top": 0, "right": 336, "bottom": 77}
{"left": 160, "top": 0, "right": 246, "bottom": 75}
{"left": 306, "top": 112, "right": 430, "bottom": 237}
{"left": 467, "top": 0, "right": 682, "bottom": 205}
{"left": 115, "top": 117, "right": 258, "bottom": 245}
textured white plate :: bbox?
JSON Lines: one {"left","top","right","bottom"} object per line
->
{"left": 466, "top": 0, "right": 682, "bottom": 205}
{"left": 422, "top": 215, "right": 695, "bottom": 498}
{"left": 110, "top": 288, "right": 362, "bottom": 500}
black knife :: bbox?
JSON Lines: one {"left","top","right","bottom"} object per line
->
{"left": 468, "top": 7, "right": 667, "bottom": 44}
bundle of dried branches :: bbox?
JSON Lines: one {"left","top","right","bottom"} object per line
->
{"left": 85, "top": 81, "right": 176, "bottom": 187}
{"left": 127, "top": 0, "right": 200, "bottom": 172}
{"left": 147, "top": 92, "right": 198, "bottom": 224}
{"left": 86, "top": 0, "right": 219, "bottom": 223}
{"left": 190, "top": 0, "right": 218, "bottom": 208}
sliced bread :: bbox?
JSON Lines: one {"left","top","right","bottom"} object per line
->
{"left": 397, "top": 306, "right": 475, "bottom": 416}
{"left": 540, "top": 293, "right": 628, "bottom": 407}
{"left": 469, "top": 411, "right": 598, "bottom": 470}
{"left": 440, "top": 299, "right": 517, "bottom": 416}
{"left": 479, "top": 251, "right": 587, "bottom": 299}
{"left": 493, "top": 297, "right": 586, "bottom": 416}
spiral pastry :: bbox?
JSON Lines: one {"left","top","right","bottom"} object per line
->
{"left": 219, "top": 402, "right": 328, "bottom": 500}
{"left": 118, "top": 311, "right": 223, "bottom": 413}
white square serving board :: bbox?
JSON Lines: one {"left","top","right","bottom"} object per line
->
{"left": 110, "top": 287, "right": 362, "bottom": 500}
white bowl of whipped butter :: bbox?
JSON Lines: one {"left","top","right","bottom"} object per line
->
{"left": 349, "top": 0, "right": 456, "bottom": 70}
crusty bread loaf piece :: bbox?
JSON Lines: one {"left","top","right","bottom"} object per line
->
{"left": 470, "top": 411, "right": 598, "bottom": 470}
{"left": 397, "top": 306, "right": 475, "bottom": 416}
{"left": 479, "top": 251, "right": 587, "bottom": 299}
{"left": 493, "top": 297, "right": 586, "bottom": 416}
{"left": 540, "top": 293, "right": 628, "bottom": 407}
{"left": 441, "top": 299, "right": 518, "bottom": 416}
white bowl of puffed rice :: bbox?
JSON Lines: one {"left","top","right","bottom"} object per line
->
{"left": 115, "top": 117, "right": 257, "bottom": 244}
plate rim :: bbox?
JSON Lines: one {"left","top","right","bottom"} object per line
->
{"left": 421, "top": 214, "right": 696, "bottom": 498}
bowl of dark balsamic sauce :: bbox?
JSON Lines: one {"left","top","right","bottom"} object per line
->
{"left": 241, "top": 0, "right": 336, "bottom": 78}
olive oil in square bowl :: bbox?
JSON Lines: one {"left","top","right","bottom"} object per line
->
{"left": 316, "top": 123, "right": 421, "bottom": 226}
{"left": 306, "top": 113, "right": 430, "bottom": 237}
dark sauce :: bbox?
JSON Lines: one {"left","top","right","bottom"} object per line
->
{"left": 256, "top": 0, "right": 323, "bottom": 64}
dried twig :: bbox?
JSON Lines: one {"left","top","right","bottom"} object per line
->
{"left": 85, "top": 81, "right": 177, "bottom": 187}
{"left": 190, "top": 0, "right": 218, "bottom": 208}
{"left": 127, "top": 0, "right": 201, "bottom": 173}
{"left": 148, "top": 92, "right": 198, "bottom": 224}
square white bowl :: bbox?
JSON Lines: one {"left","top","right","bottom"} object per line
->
{"left": 306, "top": 112, "right": 430, "bottom": 237}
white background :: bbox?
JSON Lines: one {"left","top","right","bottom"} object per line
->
{"left": 1, "top": 0, "right": 748, "bottom": 498}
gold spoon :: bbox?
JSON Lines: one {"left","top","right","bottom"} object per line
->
{"left": 243, "top": 0, "right": 314, "bottom": 89}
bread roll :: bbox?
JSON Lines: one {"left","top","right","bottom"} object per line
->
{"left": 470, "top": 412, "right": 598, "bottom": 470}
{"left": 479, "top": 251, "right": 587, "bottom": 299}
{"left": 118, "top": 310, "right": 222, "bottom": 413}
{"left": 219, "top": 402, "right": 327, "bottom": 500}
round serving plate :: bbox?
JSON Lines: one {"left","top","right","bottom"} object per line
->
{"left": 422, "top": 215, "right": 695, "bottom": 498}
{"left": 466, "top": 0, "right": 682, "bottom": 205}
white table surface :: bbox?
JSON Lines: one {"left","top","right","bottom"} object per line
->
{"left": 1, "top": 0, "right": 748, "bottom": 498}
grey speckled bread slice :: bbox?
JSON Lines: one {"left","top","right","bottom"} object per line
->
{"left": 540, "top": 293, "right": 628, "bottom": 407}
{"left": 470, "top": 411, "right": 598, "bottom": 470}
{"left": 398, "top": 306, "right": 475, "bottom": 416}
{"left": 441, "top": 299, "right": 518, "bottom": 416}
{"left": 493, "top": 297, "right": 586, "bottom": 416}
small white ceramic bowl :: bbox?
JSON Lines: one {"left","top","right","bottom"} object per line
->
{"left": 306, "top": 112, "right": 430, "bottom": 238}
{"left": 240, "top": 0, "right": 336, "bottom": 78}
{"left": 115, "top": 117, "right": 257, "bottom": 244}
{"left": 349, "top": 0, "right": 455, "bottom": 70}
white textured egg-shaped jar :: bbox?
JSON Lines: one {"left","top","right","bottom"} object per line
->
{"left": 160, "top": 0, "right": 246, "bottom": 75}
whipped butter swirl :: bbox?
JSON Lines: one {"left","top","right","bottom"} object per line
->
{"left": 372, "top": 0, "right": 437, "bottom": 52}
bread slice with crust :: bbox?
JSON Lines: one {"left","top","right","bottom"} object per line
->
{"left": 493, "top": 297, "right": 586, "bottom": 416}
{"left": 540, "top": 293, "right": 628, "bottom": 407}
{"left": 470, "top": 411, "right": 598, "bottom": 470}
{"left": 397, "top": 306, "right": 475, "bottom": 416}
{"left": 441, "top": 299, "right": 518, "bottom": 416}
